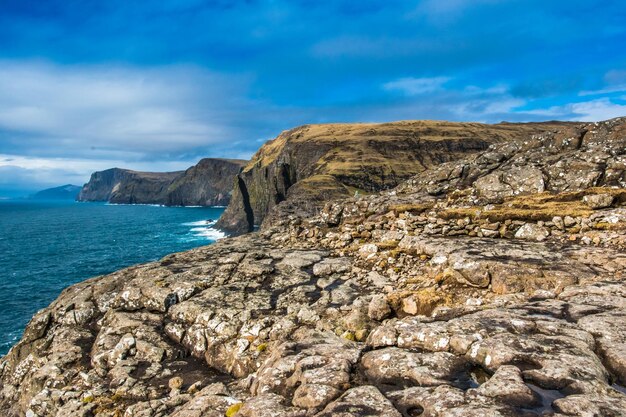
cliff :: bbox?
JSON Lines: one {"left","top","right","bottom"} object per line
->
{"left": 77, "top": 158, "right": 246, "bottom": 206}
{"left": 215, "top": 120, "right": 575, "bottom": 235}
{"left": 165, "top": 158, "right": 247, "bottom": 207}
{"left": 77, "top": 168, "right": 182, "bottom": 204}
{"left": 29, "top": 184, "right": 82, "bottom": 200}
{"left": 2, "top": 118, "right": 626, "bottom": 417}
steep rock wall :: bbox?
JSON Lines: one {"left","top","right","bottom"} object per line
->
{"left": 216, "top": 121, "right": 575, "bottom": 234}
{"left": 77, "top": 158, "right": 246, "bottom": 206}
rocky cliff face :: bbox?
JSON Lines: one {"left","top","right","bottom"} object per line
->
{"left": 165, "top": 159, "right": 248, "bottom": 207}
{"left": 395, "top": 118, "right": 626, "bottom": 200}
{"left": 2, "top": 118, "right": 626, "bottom": 417}
{"left": 215, "top": 121, "right": 575, "bottom": 235}
{"left": 77, "top": 158, "right": 246, "bottom": 206}
{"left": 77, "top": 168, "right": 182, "bottom": 204}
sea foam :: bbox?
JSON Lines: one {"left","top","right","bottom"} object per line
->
{"left": 190, "top": 226, "right": 225, "bottom": 240}
{"left": 182, "top": 219, "right": 224, "bottom": 241}
{"left": 183, "top": 219, "right": 216, "bottom": 226}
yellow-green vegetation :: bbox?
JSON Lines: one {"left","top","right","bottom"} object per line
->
{"left": 387, "top": 287, "right": 453, "bottom": 316}
{"left": 91, "top": 393, "right": 128, "bottom": 416}
{"left": 243, "top": 126, "right": 300, "bottom": 171}
{"left": 296, "top": 174, "right": 345, "bottom": 191}
{"left": 376, "top": 240, "right": 400, "bottom": 251}
{"left": 226, "top": 403, "right": 243, "bottom": 417}
{"left": 256, "top": 343, "right": 268, "bottom": 352}
{"left": 387, "top": 246, "right": 423, "bottom": 259}
{"left": 595, "top": 222, "right": 626, "bottom": 230}
{"left": 316, "top": 145, "right": 424, "bottom": 182}
{"left": 439, "top": 191, "right": 601, "bottom": 222}
{"left": 354, "top": 329, "right": 369, "bottom": 341}
{"left": 447, "top": 188, "right": 473, "bottom": 201}
{"left": 243, "top": 120, "right": 568, "bottom": 185}
{"left": 341, "top": 331, "right": 356, "bottom": 341}
{"left": 287, "top": 175, "right": 354, "bottom": 201}
{"left": 389, "top": 203, "right": 434, "bottom": 215}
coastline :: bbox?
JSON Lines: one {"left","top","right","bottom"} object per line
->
{"left": 2, "top": 118, "right": 625, "bottom": 416}
{"left": 0, "top": 202, "right": 226, "bottom": 357}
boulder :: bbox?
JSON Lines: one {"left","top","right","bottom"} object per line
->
{"left": 583, "top": 193, "right": 614, "bottom": 209}
{"left": 368, "top": 295, "right": 391, "bottom": 321}
{"left": 514, "top": 223, "right": 549, "bottom": 241}
{"left": 317, "top": 386, "right": 402, "bottom": 417}
{"left": 476, "top": 365, "right": 537, "bottom": 407}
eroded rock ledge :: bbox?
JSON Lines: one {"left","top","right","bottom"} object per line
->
{"left": 2, "top": 118, "right": 626, "bottom": 417}
{"left": 2, "top": 211, "right": 626, "bottom": 416}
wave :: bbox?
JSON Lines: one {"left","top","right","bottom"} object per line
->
{"left": 105, "top": 202, "right": 166, "bottom": 207}
{"left": 104, "top": 203, "right": 221, "bottom": 208}
{"left": 103, "top": 201, "right": 226, "bottom": 209}
{"left": 183, "top": 219, "right": 216, "bottom": 226}
{"left": 180, "top": 218, "right": 224, "bottom": 241}
{"left": 183, "top": 226, "right": 225, "bottom": 241}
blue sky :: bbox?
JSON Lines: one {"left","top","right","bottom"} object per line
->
{"left": 1, "top": 0, "right": 625, "bottom": 196}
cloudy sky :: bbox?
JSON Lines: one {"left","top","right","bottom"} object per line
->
{"left": 1, "top": 0, "right": 625, "bottom": 196}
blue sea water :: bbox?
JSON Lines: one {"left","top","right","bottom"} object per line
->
{"left": 0, "top": 200, "right": 225, "bottom": 355}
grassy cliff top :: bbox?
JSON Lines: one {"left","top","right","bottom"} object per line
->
{"left": 196, "top": 158, "right": 248, "bottom": 166}
{"left": 101, "top": 168, "right": 184, "bottom": 180}
{"left": 244, "top": 120, "right": 577, "bottom": 177}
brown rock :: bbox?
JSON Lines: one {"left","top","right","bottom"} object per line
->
{"left": 368, "top": 295, "right": 392, "bottom": 321}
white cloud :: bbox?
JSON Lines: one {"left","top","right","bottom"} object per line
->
{"left": 579, "top": 85, "right": 626, "bottom": 96}
{"left": 380, "top": 79, "right": 527, "bottom": 121}
{"left": 0, "top": 154, "right": 194, "bottom": 173}
{"left": 0, "top": 60, "right": 253, "bottom": 159}
{"left": 0, "top": 153, "right": 201, "bottom": 189}
{"left": 524, "top": 98, "right": 626, "bottom": 121}
{"left": 383, "top": 76, "right": 451, "bottom": 96}
{"left": 0, "top": 165, "right": 85, "bottom": 190}
{"left": 2, "top": 60, "right": 624, "bottom": 192}
{"left": 380, "top": 76, "right": 626, "bottom": 123}
{"left": 570, "top": 99, "right": 626, "bottom": 121}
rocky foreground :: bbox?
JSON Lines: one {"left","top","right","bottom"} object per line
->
{"left": 2, "top": 118, "right": 626, "bottom": 416}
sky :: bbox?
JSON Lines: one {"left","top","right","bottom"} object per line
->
{"left": 0, "top": 0, "right": 625, "bottom": 196}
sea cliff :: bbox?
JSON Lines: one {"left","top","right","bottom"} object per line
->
{"left": 77, "top": 158, "right": 246, "bottom": 207}
{"left": 215, "top": 120, "right": 576, "bottom": 235}
{"left": 1, "top": 118, "right": 626, "bottom": 417}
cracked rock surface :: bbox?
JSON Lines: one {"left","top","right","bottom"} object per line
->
{"left": 2, "top": 118, "right": 626, "bottom": 416}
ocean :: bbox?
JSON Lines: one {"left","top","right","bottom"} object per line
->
{"left": 0, "top": 200, "right": 225, "bottom": 355}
